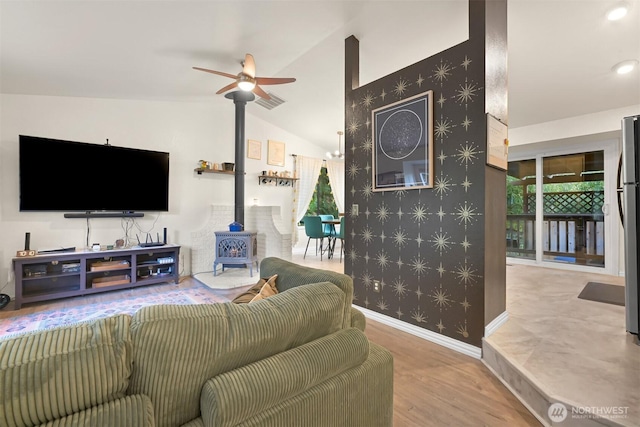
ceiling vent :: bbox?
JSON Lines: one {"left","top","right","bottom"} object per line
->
{"left": 255, "top": 92, "right": 286, "bottom": 110}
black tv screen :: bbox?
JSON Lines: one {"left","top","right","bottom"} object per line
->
{"left": 19, "top": 135, "right": 170, "bottom": 212}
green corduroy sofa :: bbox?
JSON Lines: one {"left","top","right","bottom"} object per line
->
{"left": 0, "top": 257, "right": 393, "bottom": 427}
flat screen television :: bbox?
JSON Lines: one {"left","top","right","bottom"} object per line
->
{"left": 19, "top": 135, "right": 170, "bottom": 213}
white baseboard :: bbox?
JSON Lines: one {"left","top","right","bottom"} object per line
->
{"left": 356, "top": 305, "right": 482, "bottom": 359}
{"left": 485, "top": 310, "right": 509, "bottom": 337}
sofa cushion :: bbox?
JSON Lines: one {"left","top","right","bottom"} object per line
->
{"left": 232, "top": 274, "right": 278, "bottom": 304}
{"left": 36, "top": 394, "right": 154, "bottom": 427}
{"left": 0, "top": 314, "right": 133, "bottom": 427}
{"left": 127, "top": 282, "right": 346, "bottom": 427}
{"left": 249, "top": 281, "right": 279, "bottom": 303}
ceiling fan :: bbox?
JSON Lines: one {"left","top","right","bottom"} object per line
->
{"left": 193, "top": 53, "right": 296, "bottom": 101}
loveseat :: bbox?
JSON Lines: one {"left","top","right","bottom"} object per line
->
{"left": 0, "top": 257, "right": 393, "bottom": 427}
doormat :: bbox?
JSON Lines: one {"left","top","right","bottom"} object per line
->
{"left": 577, "top": 282, "right": 625, "bottom": 306}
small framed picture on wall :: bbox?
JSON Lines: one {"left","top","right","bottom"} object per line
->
{"left": 267, "top": 140, "right": 285, "bottom": 166}
{"left": 247, "top": 139, "right": 261, "bottom": 160}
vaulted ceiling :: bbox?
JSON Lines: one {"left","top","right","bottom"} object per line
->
{"left": 1, "top": 1, "right": 638, "bottom": 153}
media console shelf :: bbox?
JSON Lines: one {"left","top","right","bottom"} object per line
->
{"left": 13, "top": 245, "right": 180, "bottom": 310}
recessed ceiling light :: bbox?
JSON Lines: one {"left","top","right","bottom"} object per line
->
{"left": 613, "top": 60, "right": 639, "bottom": 75}
{"left": 607, "top": 2, "right": 628, "bottom": 20}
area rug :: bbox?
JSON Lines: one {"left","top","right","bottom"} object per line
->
{"left": 577, "top": 282, "right": 625, "bottom": 306}
{"left": 0, "top": 282, "right": 231, "bottom": 339}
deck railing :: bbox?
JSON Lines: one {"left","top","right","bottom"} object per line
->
{"left": 506, "top": 213, "right": 604, "bottom": 266}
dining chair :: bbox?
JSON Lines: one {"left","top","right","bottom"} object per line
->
{"left": 303, "top": 216, "right": 330, "bottom": 260}
{"left": 319, "top": 214, "right": 336, "bottom": 237}
{"left": 335, "top": 216, "right": 345, "bottom": 262}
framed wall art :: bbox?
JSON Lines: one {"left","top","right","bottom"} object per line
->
{"left": 371, "top": 90, "right": 434, "bottom": 192}
{"left": 486, "top": 113, "right": 508, "bottom": 170}
{"left": 247, "top": 139, "right": 261, "bottom": 160}
{"left": 267, "top": 140, "right": 285, "bottom": 166}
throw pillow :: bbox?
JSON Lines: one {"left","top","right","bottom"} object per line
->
{"left": 249, "top": 280, "right": 279, "bottom": 304}
{"left": 232, "top": 274, "right": 278, "bottom": 304}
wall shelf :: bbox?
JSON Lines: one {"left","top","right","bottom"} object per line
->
{"left": 259, "top": 175, "right": 298, "bottom": 187}
{"left": 194, "top": 168, "right": 235, "bottom": 175}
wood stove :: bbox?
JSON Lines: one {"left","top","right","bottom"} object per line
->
{"left": 213, "top": 231, "right": 258, "bottom": 276}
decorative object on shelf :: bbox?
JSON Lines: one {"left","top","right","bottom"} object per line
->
{"left": 192, "top": 53, "right": 296, "bottom": 101}
{"left": 16, "top": 232, "right": 36, "bottom": 257}
{"left": 326, "top": 131, "right": 345, "bottom": 160}
{"left": 267, "top": 140, "right": 285, "bottom": 166}
{"left": 222, "top": 162, "right": 235, "bottom": 172}
{"left": 247, "top": 139, "right": 261, "bottom": 160}
{"left": 258, "top": 175, "right": 298, "bottom": 187}
{"left": 372, "top": 90, "right": 434, "bottom": 192}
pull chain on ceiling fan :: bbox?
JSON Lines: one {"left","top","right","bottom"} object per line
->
{"left": 193, "top": 53, "right": 296, "bottom": 101}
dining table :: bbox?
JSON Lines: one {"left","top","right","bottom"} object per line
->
{"left": 321, "top": 218, "right": 341, "bottom": 259}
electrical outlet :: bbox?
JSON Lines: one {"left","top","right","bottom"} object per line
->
{"left": 352, "top": 204, "right": 359, "bottom": 216}
{"left": 373, "top": 280, "right": 381, "bottom": 293}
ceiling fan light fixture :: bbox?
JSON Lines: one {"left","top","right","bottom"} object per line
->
{"left": 607, "top": 2, "right": 628, "bottom": 21}
{"left": 237, "top": 75, "right": 256, "bottom": 91}
{"left": 613, "top": 59, "right": 638, "bottom": 75}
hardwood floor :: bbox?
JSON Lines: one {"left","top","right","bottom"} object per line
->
{"left": 0, "top": 267, "right": 540, "bottom": 426}
{"left": 290, "top": 245, "right": 540, "bottom": 426}
{"left": 365, "top": 319, "right": 540, "bottom": 427}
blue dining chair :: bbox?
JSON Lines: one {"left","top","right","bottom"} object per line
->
{"left": 319, "top": 214, "right": 336, "bottom": 237}
{"left": 303, "top": 216, "right": 330, "bottom": 260}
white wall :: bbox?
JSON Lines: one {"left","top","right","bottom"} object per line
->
{"left": 0, "top": 94, "right": 327, "bottom": 297}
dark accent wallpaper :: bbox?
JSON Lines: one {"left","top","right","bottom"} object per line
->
{"left": 344, "top": 2, "right": 503, "bottom": 347}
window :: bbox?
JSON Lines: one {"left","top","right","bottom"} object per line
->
{"left": 506, "top": 151, "right": 605, "bottom": 268}
{"left": 304, "top": 167, "right": 338, "bottom": 217}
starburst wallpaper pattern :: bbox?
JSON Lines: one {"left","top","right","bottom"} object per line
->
{"left": 344, "top": 32, "right": 494, "bottom": 347}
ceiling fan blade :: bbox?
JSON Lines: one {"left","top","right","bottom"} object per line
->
{"left": 243, "top": 54, "right": 256, "bottom": 78}
{"left": 192, "top": 67, "right": 237, "bottom": 80}
{"left": 216, "top": 81, "right": 239, "bottom": 95}
{"left": 252, "top": 84, "right": 271, "bottom": 100}
{"left": 255, "top": 77, "right": 296, "bottom": 85}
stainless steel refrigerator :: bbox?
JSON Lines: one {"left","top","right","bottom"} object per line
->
{"left": 622, "top": 114, "right": 640, "bottom": 337}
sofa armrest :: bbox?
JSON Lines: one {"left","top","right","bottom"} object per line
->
{"left": 351, "top": 307, "right": 366, "bottom": 331}
{"left": 260, "top": 257, "right": 354, "bottom": 329}
{"left": 200, "top": 328, "right": 369, "bottom": 427}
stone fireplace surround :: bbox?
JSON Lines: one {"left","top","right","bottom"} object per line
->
{"left": 191, "top": 205, "right": 292, "bottom": 288}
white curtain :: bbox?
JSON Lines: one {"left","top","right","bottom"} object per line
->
{"left": 291, "top": 155, "right": 324, "bottom": 246}
{"left": 325, "top": 159, "right": 345, "bottom": 214}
